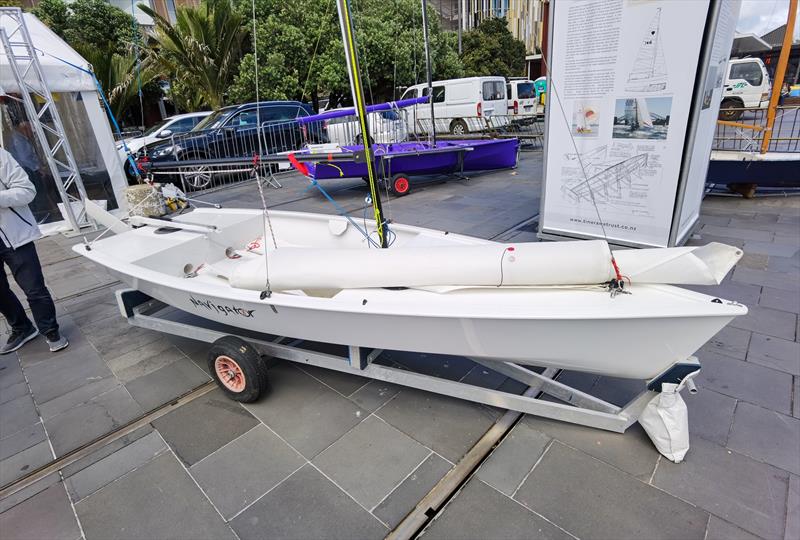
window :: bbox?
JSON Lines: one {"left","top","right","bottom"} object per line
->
{"left": 516, "top": 83, "right": 536, "bottom": 99}
{"left": 227, "top": 110, "right": 259, "bottom": 127}
{"left": 261, "top": 106, "right": 300, "bottom": 123}
{"left": 482, "top": 81, "right": 505, "bottom": 101}
{"left": 506, "top": 84, "right": 511, "bottom": 99}
{"left": 422, "top": 86, "right": 446, "bottom": 103}
{"left": 169, "top": 117, "right": 196, "bottom": 133}
{"left": 401, "top": 88, "right": 418, "bottom": 100}
{"left": 729, "top": 62, "right": 763, "bottom": 86}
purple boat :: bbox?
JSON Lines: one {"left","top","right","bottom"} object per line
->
{"left": 292, "top": 98, "right": 519, "bottom": 195}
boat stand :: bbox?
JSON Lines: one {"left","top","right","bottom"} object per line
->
{"left": 117, "top": 288, "right": 698, "bottom": 434}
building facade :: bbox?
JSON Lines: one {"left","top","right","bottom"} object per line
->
{"left": 430, "top": 0, "right": 549, "bottom": 78}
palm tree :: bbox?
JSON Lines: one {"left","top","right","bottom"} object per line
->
{"left": 74, "top": 42, "right": 159, "bottom": 121}
{"left": 139, "top": 0, "right": 248, "bottom": 110}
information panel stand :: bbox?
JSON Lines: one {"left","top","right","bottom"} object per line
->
{"left": 538, "top": 0, "right": 741, "bottom": 248}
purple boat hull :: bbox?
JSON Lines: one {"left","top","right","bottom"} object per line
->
{"left": 302, "top": 139, "right": 519, "bottom": 180}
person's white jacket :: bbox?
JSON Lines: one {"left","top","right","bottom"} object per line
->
{"left": 0, "top": 147, "right": 42, "bottom": 249}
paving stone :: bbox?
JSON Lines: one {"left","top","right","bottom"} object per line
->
{"left": 653, "top": 436, "right": 789, "bottom": 539}
{"left": 0, "top": 355, "right": 25, "bottom": 391}
{"left": 702, "top": 224, "right": 773, "bottom": 242}
{"left": 0, "top": 483, "right": 80, "bottom": 540}
{"left": 373, "top": 453, "right": 452, "bottom": 529}
{"left": 65, "top": 429, "right": 166, "bottom": 501}
{"left": 106, "top": 337, "right": 187, "bottom": 382}
{"left": 76, "top": 452, "right": 236, "bottom": 540}
{"left": 313, "top": 416, "right": 430, "bottom": 509}
{"left": 699, "top": 325, "right": 751, "bottom": 360}
{"left": 61, "top": 426, "right": 153, "bottom": 478}
{"left": 23, "top": 344, "right": 113, "bottom": 404}
{"left": 46, "top": 386, "right": 142, "bottom": 457}
{"left": 153, "top": 387, "right": 258, "bottom": 465}
{"left": 759, "top": 286, "right": 800, "bottom": 316}
{"left": 795, "top": 377, "right": 800, "bottom": 419}
{"left": 727, "top": 402, "right": 800, "bottom": 475}
{"left": 231, "top": 464, "right": 386, "bottom": 540}
{"left": 296, "top": 363, "right": 369, "bottom": 397}
{"left": 37, "top": 377, "right": 120, "bottom": 420}
{"left": 0, "top": 472, "right": 59, "bottom": 514}
{"left": 742, "top": 241, "right": 800, "bottom": 258}
{"left": 244, "top": 363, "right": 365, "bottom": 459}
{"left": 124, "top": 357, "right": 209, "bottom": 411}
{"left": 190, "top": 424, "right": 304, "bottom": 519}
{"left": 384, "top": 351, "right": 476, "bottom": 382}
{"left": 377, "top": 387, "right": 499, "bottom": 462}
{"left": 734, "top": 267, "right": 800, "bottom": 294}
{"left": 349, "top": 380, "right": 402, "bottom": 412}
{"left": 683, "top": 387, "right": 737, "bottom": 446}
{"left": 0, "top": 440, "right": 52, "bottom": 486}
{"left": 768, "top": 253, "right": 800, "bottom": 274}
{"left": 0, "top": 394, "right": 39, "bottom": 440}
{"left": 516, "top": 442, "right": 707, "bottom": 540}
{"left": 83, "top": 316, "right": 163, "bottom": 359}
{"left": 16, "top": 316, "right": 91, "bottom": 367}
{"left": 686, "top": 281, "right": 762, "bottom": 307}
{"left": 697, "top": 350, "right": 793, "bottom": 414}
{"left": 476, "top": 422, "right": 550, "bottom": 495}
{"left": 730, "top": 305, "right": 797, "bottom": 340}
{"left": 738, "top": 251, "right": 769, "bottom": 270}
{"left": 746, "top": 333, "right": 800, "bottom": 375}
{"left": 786, "top": 474, "right": 799, "bottom": 540}
{"left": 0, "top": 422, "right": 45, "bottom": 461}
{"left": 524, "top": 414, "right": 660, "bottom": 481}
{"left": 705, "top": 516, "right": 761, "bottom": 540}
{"left": 422, "top": 479, "right": 572, "bottom": 540}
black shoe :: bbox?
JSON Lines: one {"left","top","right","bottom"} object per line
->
{"left": 1, "top": 327, "right": 39, "bottom": 354}
{"left": 45, "top": 331, "right": 69, "bottom": 353}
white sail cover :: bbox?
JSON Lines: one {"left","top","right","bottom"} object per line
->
{"left": 227, "top": 240, "right": 741, "bottom": 292}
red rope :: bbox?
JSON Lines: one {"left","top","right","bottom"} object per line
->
{"left": 610, "top": 255, "right": 623, "bottom": 283}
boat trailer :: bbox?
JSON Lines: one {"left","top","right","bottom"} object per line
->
{"left": 117, "top": 288, "right": 700, "bottom": 435}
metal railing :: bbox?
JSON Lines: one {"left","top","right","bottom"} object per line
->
{"left": 413, "top": 114, "right": 544, "bottom": 149}
{"left": 713, "top": 105, "right": 799, "bottom": 153}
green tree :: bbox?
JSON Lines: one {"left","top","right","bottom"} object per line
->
{"left": 139, "top": 0, "right": 248, "bottom": 110}
{"left": 73, "top": 43, "right": 159, "bottom": 121}
{"left": 230, "top": 0, "right": 462, "bottom": 108}
{"left": 461, "top": 18, "right": 526, "bottom": 78}
{"left": 34, "top": 0, "right": 136, "bottom": 55}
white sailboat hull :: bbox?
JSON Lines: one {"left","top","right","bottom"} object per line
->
{"left": 76, "top": 208, "right": 746, "bottom": 380}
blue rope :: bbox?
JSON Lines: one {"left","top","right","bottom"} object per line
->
{"left": 306, "top": 178, "right": 382, "bottom": 248}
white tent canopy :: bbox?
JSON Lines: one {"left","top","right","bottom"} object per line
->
{"left": 0, "top": 12, "right": 95, "bottom": 94}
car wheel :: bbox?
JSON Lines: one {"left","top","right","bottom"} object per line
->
{"left": 719, "top": 99, "right": 743, "bottom": 121}
{"left": 449, "top": 119, "right": 468, "bottom": 136}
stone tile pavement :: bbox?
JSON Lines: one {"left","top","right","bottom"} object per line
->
{"left": 1, "top": 152, "right": 798, "bottom": 539}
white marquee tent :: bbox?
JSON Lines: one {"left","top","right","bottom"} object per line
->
{"left": 0, "top": 11, "right": 128, "bottom": 227}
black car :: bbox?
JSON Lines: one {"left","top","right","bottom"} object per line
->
{"left": 140, "top": 101, "right": 325, "bottom": 189}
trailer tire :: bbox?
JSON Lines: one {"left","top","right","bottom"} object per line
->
{"left": 389, "top": 174, "right": 411, "bottom": 196}
{"left": 208, "top": 336, "right": 269, "bottom": 403}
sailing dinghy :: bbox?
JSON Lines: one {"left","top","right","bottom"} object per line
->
{"left": 77, "top": 204, "right": 745, "bottom": 381}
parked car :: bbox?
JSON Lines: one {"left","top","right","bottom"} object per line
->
{"left": 141, "top": 101, "right": 324, "bottom": 189}
{"left": 399, "top": 76, "right": 509, "bottom": 135}
{"left": 325, "top": 108, "right": 408, "bottom": 145}
{"left": 118, "top": 112, "right": 210, "bottom": 179}
{"left": 506, "top": 78, "right": 538, "bottom": 121}
{"left": 720, "top": 57, "right": 771, "bottom": 120}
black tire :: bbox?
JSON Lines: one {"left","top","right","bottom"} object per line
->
{"left": 389, "top": 174, "right": 411, "bottom": 196}
{"left": 449, "top": 119, "right": 468, "bottom": 136}
{"left": 718, "top": 99, "right": 743, "bottom": 121}
{"left": 207, "top": 336, "right": 269, "bottom": 403}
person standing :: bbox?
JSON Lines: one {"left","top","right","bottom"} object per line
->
{"left": 0, "top": 147, "right": 68, "bottom": 354}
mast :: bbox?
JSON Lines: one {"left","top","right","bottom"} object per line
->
{"left": 335, "top": 0, "right": 388, "bottom": 248}
{"left": 760, "top": 0, "right": 797, "bottom": 154}
{"left": 421, "top": 0, "right": 436, "bottom": 145}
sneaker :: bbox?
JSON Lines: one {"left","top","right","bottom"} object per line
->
{"left": 45, "top": 331, "right": 69, "bottom": 353}
{"left": 1, "top": 327, "right": 39, "bottom": 354}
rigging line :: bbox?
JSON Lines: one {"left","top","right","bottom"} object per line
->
{"left": 300, "top": 0, "right": 334, "bottom": 103}
{"left": 351, "top": 0, "right": 375, "bottom": 106}
{"left": 130, "top": 0, "right": 144, "bottom": 134}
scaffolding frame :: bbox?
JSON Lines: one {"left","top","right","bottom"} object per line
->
{"left": 0, "top": 7, "right": 88, "bottom": 233}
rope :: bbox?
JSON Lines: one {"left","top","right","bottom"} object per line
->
{"left": 300, "top": 0, "right": 334, "bottom": 103}
{"left": 130, "top": 0, "right": 145, "bottom": 135}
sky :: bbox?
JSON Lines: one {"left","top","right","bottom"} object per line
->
{"left": 737, "top": 0, "right": 800, "bottom": 40}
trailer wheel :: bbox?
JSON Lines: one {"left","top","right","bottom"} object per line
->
{"left": 389, "top": 174, "right": 411, "bottom": 196}
{"left": 207, "top": 336, "right": 269, "bottom": 402}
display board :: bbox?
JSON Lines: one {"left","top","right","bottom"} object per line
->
{"left": 539, "top": 0, "right": 726, "bottom": 247}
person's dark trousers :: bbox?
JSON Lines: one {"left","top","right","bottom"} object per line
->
{"left": 0, "top": 240, "right": 58, "bottom": 336}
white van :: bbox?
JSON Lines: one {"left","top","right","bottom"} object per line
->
{"left": 400, "top": 76, "right": 508, "bottom": 135}
{"left": 720, "top": 57, "right": 771, "bottom": 120}
{"left": 506, "top": 78, "right": 538, "bottom": 118}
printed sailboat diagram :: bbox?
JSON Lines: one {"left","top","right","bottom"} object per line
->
{"left": 626, "top": 8, "right": 667, "bottom": 92}
{"left": 563, "top": 146, "right": 649, "bottom": 203}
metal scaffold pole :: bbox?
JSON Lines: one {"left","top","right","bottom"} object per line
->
{"left": 760, "top": 0, "right": 797, "bottom": 154}
{"left": 0, "top": 7, "right": 89, "bottom": 234}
